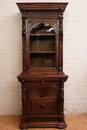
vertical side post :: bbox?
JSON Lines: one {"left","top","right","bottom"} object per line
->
{"left": 58, "top": 9, "right": 63, "bottom": 74}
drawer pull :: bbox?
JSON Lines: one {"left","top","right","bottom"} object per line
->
{"left": 41, "top": 103, "right": 45, "bottom": 108}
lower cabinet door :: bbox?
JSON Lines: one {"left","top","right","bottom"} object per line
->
{"left": 24, "top": 81, "right": 59, "bottom": 114}
{"left": 29, "top": 99, "right": 56, "bottom": 113}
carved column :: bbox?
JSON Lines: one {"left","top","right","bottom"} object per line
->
{"left": 57, "top": 79, "right": 66, "bottom": 129}
{"left": 22, "top": 15, "right": 28, "bottom": 71}
{"left": 58, "top": 9, "right": 63, "bottom": 73}
{"left": 21, "top": 80, "right": 27, "bottom": 117}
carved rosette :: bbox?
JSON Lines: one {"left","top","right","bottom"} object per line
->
{"left": 21, "top": 10, "right": 59, "bottom": 19}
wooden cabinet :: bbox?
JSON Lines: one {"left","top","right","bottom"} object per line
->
{"left": 17, "top": 3, "right": 68, "bottom": 129}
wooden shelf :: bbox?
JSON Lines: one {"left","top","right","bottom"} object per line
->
{"left": 30, "top": 51, "right": 55, "bottom": 54}
{"left": 30, "top": 33, "right": 55, "bottom": 36}
{"left": 29, "top": 67, "right": 57, "bottom": 70}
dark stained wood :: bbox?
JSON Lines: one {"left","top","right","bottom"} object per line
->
{"left": 17, "top": 2, "right": 68, "bottom": 11}
{"left": 17, "top": 2, "right": 68, "bottom": 129}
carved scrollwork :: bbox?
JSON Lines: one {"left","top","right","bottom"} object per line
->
{"left": 22, "top": 18, "right": 26, "bottom": 34}
{"left": 60, "top": 87, "right": 64, "bottom": 99}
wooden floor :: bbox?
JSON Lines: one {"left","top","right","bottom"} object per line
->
{"left": 0, "top": 114, "right": 87, "bottom": 130}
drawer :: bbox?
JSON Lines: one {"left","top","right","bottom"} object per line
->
{"left": 28, "top": 81, "right": 59, "bottom": 98}
{"left": 29, "top": 99, "right": 56, "bottom": 113}
{"left": 44, "top": 82, "right": 59, "bottom": 97}
{"left": 26, "top": 82, "right": 41, "bottom": 97}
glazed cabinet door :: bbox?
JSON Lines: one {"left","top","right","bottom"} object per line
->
{"left": 25, "top": 18, "right": 59, "bottom": 70}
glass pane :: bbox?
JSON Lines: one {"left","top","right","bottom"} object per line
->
{"left": 31, "top": 22, "right": 55, "bottom": 34}
{"left": 30, "top": 36, "right": 55, "bottom": 52}
{"left": 29, "top": 22, "right": 56, "bottom": 68}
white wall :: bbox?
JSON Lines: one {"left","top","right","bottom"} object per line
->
{"left": 0, "top": 0, "right": 87, "bottom": 115}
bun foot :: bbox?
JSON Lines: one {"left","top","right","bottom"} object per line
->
{"left": 57, "top": 122, "right": 67, "bottom": 129}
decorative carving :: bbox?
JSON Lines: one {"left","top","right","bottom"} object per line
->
{"left": 59, "top": 18, "right": 63, "bottom": 32}
{"left": 59, "top": 9, "right": 63, "bottom": 32}
{"left": 58, "top": 9, "right": 63, "bottom": 19}
{"left": 59, "top": 80, "right": 64, "bottom": 99}
{"left": 22, "top": 18, "right": 26, "bottom": 34}
{"left": 60, "top": 86, "right": 64, "bottom": 99}
{"left": 22, "top": 85, "right": 26, "bottom": 101}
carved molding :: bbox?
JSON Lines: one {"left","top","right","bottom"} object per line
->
{"left": 21, "top": 9, "right": 64, "bottom": 19}
{"left": 21, "top": 10, "right": 59, "bottom": 19}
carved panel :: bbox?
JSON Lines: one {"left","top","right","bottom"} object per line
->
{"left": 27, "top": 81, "right": 59, "bottom": 99}
{"left": 26, "top": 18, "right": 58, "bottom": 34}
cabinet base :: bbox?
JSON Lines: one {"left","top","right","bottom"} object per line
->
{"left": 20, "top": 121, "right": 67, "bottom": 129}
{"left": 57, "top": 121, "right": 67, "bottom": 129}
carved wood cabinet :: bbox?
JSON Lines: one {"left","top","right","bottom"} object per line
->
{"left": 17, "top": 3, "right": 68, "bottom": 129}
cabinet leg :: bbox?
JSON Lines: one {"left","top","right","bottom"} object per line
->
{"left": 58, "top": 81, "right": 67, "bottom": 129}
{"left": 57, "top": 121, "right": 67, "bottom": 129}
{"left": 20, "top": 128, "right": 27, "bottom": 130}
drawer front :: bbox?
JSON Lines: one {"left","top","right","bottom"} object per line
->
{"left": 28, "top": 81, "right": 59, "bottom": 98}
{"left": 23, "top": 81, "right": 59, "bottom": 114}
{"left": 44, "top": 82, "right": 59, "bottom": 97}
{"left": 29, "top": 99, "right": 56, "bottom": 113}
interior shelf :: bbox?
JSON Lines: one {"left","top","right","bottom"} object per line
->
{"left": 30, "top": 51, "right": 56, "bottom": 54}
{"left": 30, "top": 33, "right": 55, "bottom": 36}
{"left": 29, "top": 67, "right": 57, "bottom": 71}
{"left": 30, "top": 53, "right": 55, "bottom": 67}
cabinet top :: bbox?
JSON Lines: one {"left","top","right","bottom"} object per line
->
{"left": 16, "top": 2, "right": 68, "bottom": 12}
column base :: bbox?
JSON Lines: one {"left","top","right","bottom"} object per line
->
{"left": 57, "top": 121, "right": 67, "bottom": 129}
